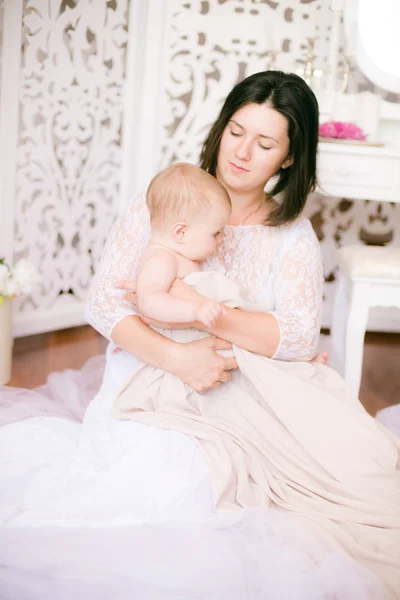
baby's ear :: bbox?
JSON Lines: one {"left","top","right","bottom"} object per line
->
{"left": 172, "top": 222, "right": 188, "bottom": 242}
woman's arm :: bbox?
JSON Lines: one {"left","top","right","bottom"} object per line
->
{"left": 199, "top": 309, "right": 280, "bottom": 357}
{"left": 269, "top": 220, "right": 324, "bottom": 361}
{"left": 111, "top": 315, "right": 237, "bottom": 392}
{"left": 137, "top": 220, "right": 323, "bottom": 361}
{"left": 118, "top": 278, "right": 279, "bottom": 356}
{"left": 85, "top": 191, "right": 151, "bottom": 340}
{"left": 206, "top": 221, "right": 323, "bottom": 360}
{"left": 111, "top": 315, "right": 179, "bottom": 369}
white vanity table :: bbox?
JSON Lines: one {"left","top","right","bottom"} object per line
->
{"left": 317, "top": 0, "right": 400, "bottom": 206}
{"left": 318, "top": 141, "right": 400, "bottom": 203}
{"left": 316, "top": 113, "right": 400, "bottom": 332}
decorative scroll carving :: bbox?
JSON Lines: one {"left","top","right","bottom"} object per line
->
{"left": 159, "top": 0, "right": 321, "bottom": 169}
{"left": 13, "top": 0, "right": 129, "bottom": 316}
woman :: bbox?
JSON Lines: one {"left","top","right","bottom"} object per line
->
{"left": 89, "top": 70, "right": 323, "bottom": 386}
{"left": 0, "top": 71, "right": 397, "bottom": 599}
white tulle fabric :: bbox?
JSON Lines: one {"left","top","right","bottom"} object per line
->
{"left": 0, "top": 346, "right": 387, "bottom": 600}
{"left": 0, "top": 356, "right": 105, "bottom": 427}
{"left": 85, "top": 191, "right": 324, "bottom": 361}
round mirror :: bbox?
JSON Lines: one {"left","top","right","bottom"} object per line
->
{"left": 345, "top": 0, "right": 400, "bottom": 93}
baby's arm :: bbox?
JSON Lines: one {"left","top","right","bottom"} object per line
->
{"left": 137, "top": 250, "right": 224, "bottom": 327}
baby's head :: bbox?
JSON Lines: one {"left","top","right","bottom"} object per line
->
{"left": 146, "top": 162, "right": 231, "bottom": 261}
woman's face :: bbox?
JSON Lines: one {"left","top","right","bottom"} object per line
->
{"left": 216, "top": 103, "right": 292, "bottom": 195}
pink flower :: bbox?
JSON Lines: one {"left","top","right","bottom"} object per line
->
{"left": 319, "top": 122, "right": 337, "bottom": 138}
{"left": 319, "top": 121, "right": 367, "bottom": 141}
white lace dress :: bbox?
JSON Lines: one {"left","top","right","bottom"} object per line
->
{"left": 87, "top": 191, "right": 323, "bottom": 361}
{"left": 0, "top": 193, "right": 387, "bottom": 599}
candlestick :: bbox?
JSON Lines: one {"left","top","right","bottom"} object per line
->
{"left": 327, "top": 0, "right": 344, "bottom": 93}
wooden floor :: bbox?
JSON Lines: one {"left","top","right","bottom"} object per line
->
{"left": 8, "top": 326, "right": 108, "bottom": 390}
{"left": 7, "top": 325, "right": 400, "bottom": 417}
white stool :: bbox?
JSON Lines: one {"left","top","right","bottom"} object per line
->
{"left": 331, "top": 245, "right": 400, "bottom": 396}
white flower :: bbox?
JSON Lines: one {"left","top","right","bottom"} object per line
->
{"left": 11, "top": 259, "right": 41, "bottom": 295}
{"left": 0, "top": 258, "right": 40, "bottom": 298}
{"left": 0, "top": 264, "right": 10, "bottom": 293}
{"left": 1, "top": 277, "right": 18, "bottom": 296}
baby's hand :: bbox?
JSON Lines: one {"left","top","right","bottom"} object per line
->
{"left": 195, "top": 300, "right": 226, "bottom": 328}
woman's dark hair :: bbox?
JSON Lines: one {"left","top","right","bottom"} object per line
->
{"left": 200, "top": 71, "right": 319, "bottom": 226}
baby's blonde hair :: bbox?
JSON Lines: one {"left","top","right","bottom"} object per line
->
{"left": 146, "top": 162, "right": 231, "bottom": 226}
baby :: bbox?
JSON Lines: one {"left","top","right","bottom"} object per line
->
{"left": 136, "top": 162, "right": 231, "bottom": 328}
{"left": 117, "top": 162, "right": 328, "bottom": 365}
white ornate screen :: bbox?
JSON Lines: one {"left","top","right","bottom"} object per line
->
{"left": 157, "top": 0, "right": 324, "bottom": 170}
{"left": 1, "top": 0, "right": 129, "bottom": 336}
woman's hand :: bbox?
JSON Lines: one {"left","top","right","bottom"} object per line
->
{"left": 141, "top": 316, "right": 197, "bottom": 330}
{"left": 116, "top": 279, "right": 138, "bottom": 306}
{"left": 166, "top": 336, "right": 237, "bottom": 393}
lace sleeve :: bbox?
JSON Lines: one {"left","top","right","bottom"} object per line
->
{"left": 85, "top": 191, "right": 151, "bottom": 340}
{"left": 270, "top": 219, "right": 324, "bottom": 361}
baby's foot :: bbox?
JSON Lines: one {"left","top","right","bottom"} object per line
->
{"left": 311, "top": 350, "right": 329, "bottom": 365}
